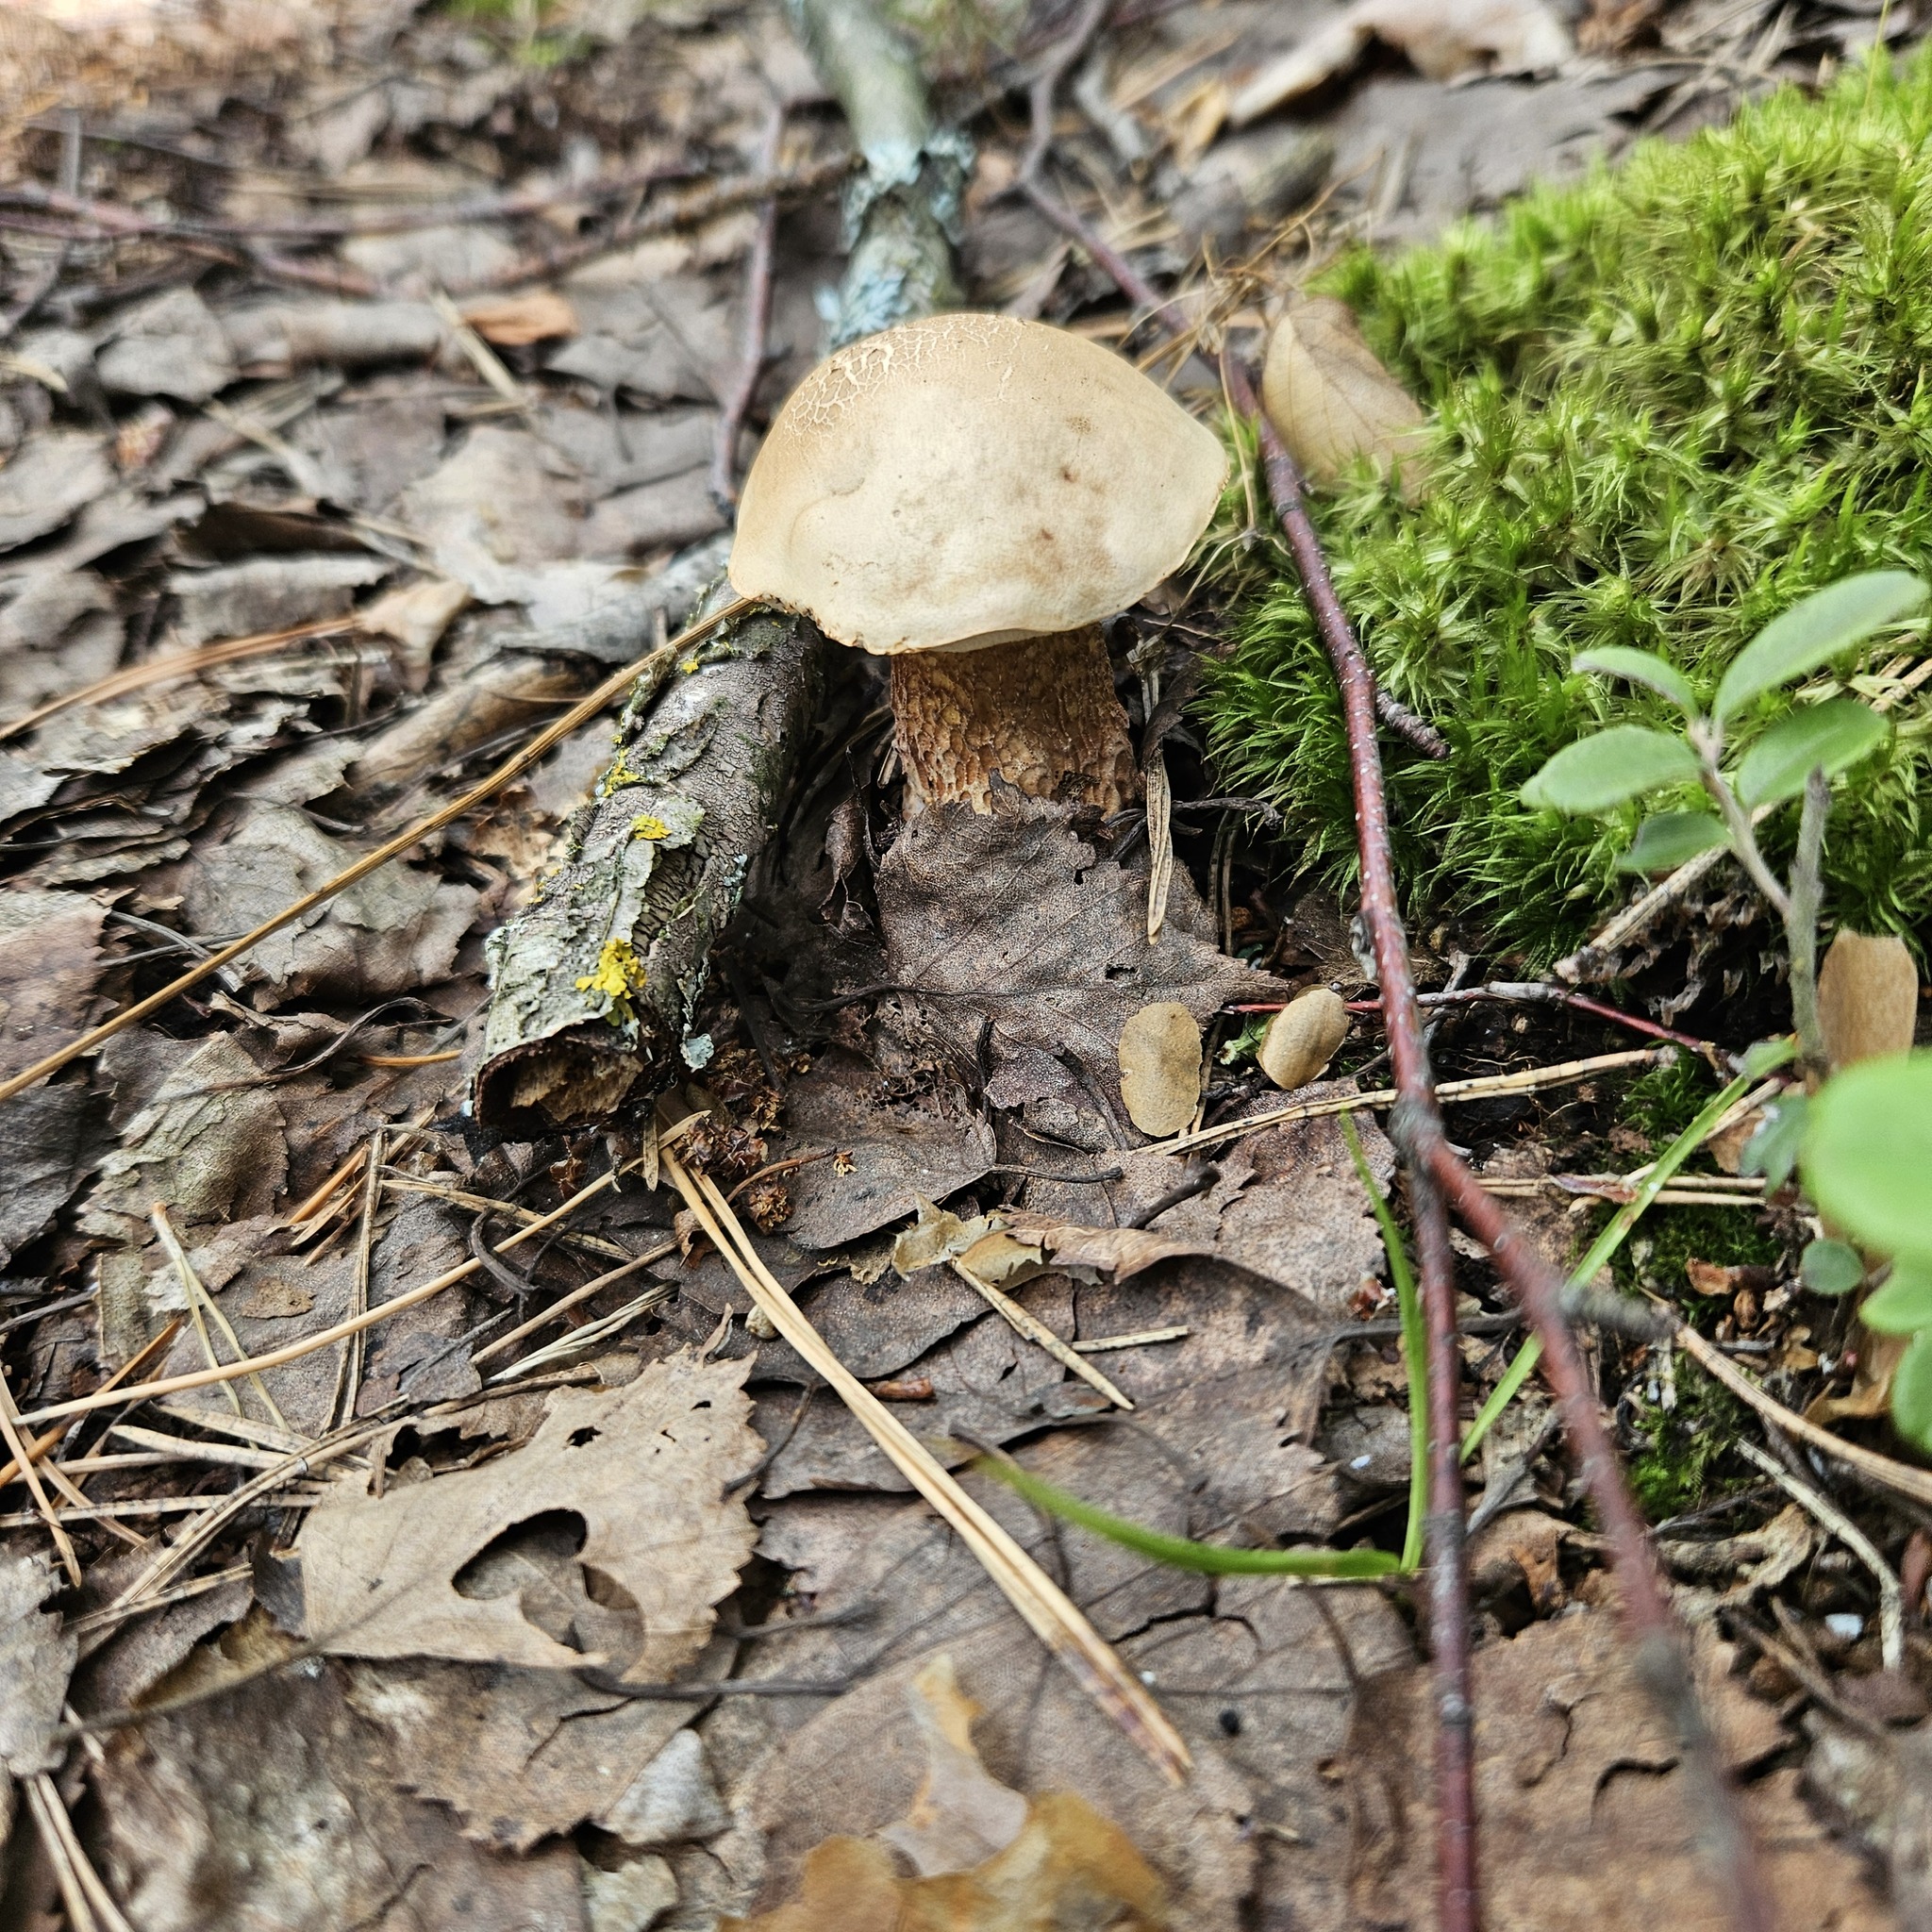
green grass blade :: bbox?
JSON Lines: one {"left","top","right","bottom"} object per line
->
{"left": 1341, "top": 1111, "right": 1427, "bottom": 1574}
{"left": 1457, "top": 1061, "right": 1762, "bottom": 1462}
{"left": 978, "top": 1458, "right": 1402, "bottom": 1578}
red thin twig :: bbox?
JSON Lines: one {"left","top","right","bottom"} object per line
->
{"left": 1340, "top": 983, "right": 1717, "bottom": 1055}
{"left": 1224, "top": 353, "right": 1775, "bottom": 1932}
{"left": 711, "top": 108, "right": 787, "bottom": 514}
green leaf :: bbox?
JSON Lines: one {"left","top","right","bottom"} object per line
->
{"left": 1614, "top": 810, "right": 1729, "bottom": 874}
{"left": 1573, "top": 646, "right": 1700, "bottom": 714}
{"left": 1800, "top": 1237, "right": 1866, "bottom": 1296}
{"left": 1740, "top": 1092, "right": 1807, "bottom": 1191}
{"left": 1521, "top": 726, "right": 1701, "bottom": 814}
{"left": 1715, "top": 571, "right": 1927, "bottom": 721}
{"left": 1734, "top": 699, "right": 1890, "bottom": 808}
{"left": 1891, "top": 1329, "right": 1932, "bottom": 1455}
{"left": 977, "top": 1458, "right": 1402, "bottom": 1578}
{"left": 1858, "top": 1257, "right": 1932, "bottom": 1335}
{"left": 1801, "top": 1053, "right": 1932, "bottom": 1261}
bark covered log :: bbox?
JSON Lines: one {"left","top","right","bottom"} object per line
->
{"left": 474, "top": 0, "right": 966, "bottom": 1128}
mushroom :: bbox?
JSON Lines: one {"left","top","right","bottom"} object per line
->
{"left": 728, "top": 312, "right": 1227, "bottom": 813}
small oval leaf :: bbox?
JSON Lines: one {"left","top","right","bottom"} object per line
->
{"left": 1614, "top": 809, "right": 1729, "bottom": 874}
{"left": 1801, "top": 1052, "right": 1932, "bottom": 1262}
{"left": 1118, "top": 1001, "right": 1203, "bottom": 1137}
{"left": 1891, "top": 1328, "right": 1932, "bottom": 1454}
{"left": 1740, "top": 1091, "right": 1807, "bottom": 1192}
{"left": 1521, "top": 725, "right": 1701, "bottom": 813}
{"left": 1734, "top": 698, "right": 1890, "bottom": 808}
{"left": 1572, "top": 646, "right": 1700, "bottom": 714}
{"left": 1715, "top": 571, "right": 1927, "bottom": 722}
{"left": 1800, "top": 1237, "right": 1866, "bottom": 1296}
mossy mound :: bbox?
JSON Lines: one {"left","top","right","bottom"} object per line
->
{"left": 1204, "top": 53, "right": 1932, "bottom": 969}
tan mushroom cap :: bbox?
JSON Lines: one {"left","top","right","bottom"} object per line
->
{"left": 727, "top": 312, "right": 1229, "bottom": 655}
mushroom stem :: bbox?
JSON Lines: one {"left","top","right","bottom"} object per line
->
{"left": 889, "top": 625, "right": 1141, "bottom": 814}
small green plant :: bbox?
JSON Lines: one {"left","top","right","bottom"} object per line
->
{"left": 1799, "top": 1052, "right": 1932, "bottom": 1450}
{"left": 1520, "top": 572, "right": 1927, "bottom": 1068}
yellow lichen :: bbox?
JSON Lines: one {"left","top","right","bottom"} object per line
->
{"left": 632, "top": 814, "right": 670, "bottom": 841}
{"left": 575, "top": 939, "right": 646, "bottom": 1025}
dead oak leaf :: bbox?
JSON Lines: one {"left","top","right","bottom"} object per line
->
{"left": 876, "top": 792, "right": 1285, "bottom": 1124}
{"left": 727, "top": 1655, "right": 1169, "bottom": 1932}
{"left": 299, "top": 1351, "right": 760, "bottom": 1679}
{"left": 1262, "top": 296, "right": 1428, "bottom": 495}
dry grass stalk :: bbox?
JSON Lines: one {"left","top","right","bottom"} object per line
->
{"left": 20, "top": 1171, "right": 620, "bottom": 1429}
{"left": 949, "top": 1259, "right": 1134, "bottom": 1408}
{"left": 1163, "top": 1044, "right": 1667, "bottom": 1154}
{"left": 658, "top": 1145, "right": 1191, "bottom": 1784}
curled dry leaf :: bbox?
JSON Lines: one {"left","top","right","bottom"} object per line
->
{"left": 1257, "top": 986, "right": 1350, "bottom": 1091}
{"left": 298, "top": 1351, "right": 759, "bottom": 1679}
{"left": 459, "top": 290, "right": 580, "bottom": 347}
{"left": 724, "top": 1653, "right": 1169, "bottom": 1932}
{"left": 1118, "top": 1001, "right": 1204, "bottom": 1137}
{"left": 1229, "top": 0, "right": 1573, "bottom": 125}
{"left": 892, "top": 1197, "right": 1213, "bottom": 1289}
{"left": 1817, "top": 929, "right": 1919, "bottom": 1068}
{"left": 1262, "top": 298, "right": 1428, "bottom": 495}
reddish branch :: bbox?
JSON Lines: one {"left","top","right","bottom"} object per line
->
{"left": 1224, "top": 354, "right": 1775, "bottom": 1932}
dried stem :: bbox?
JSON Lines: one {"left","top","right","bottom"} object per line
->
{"left": 1788, "top": 766, "right": 1830, "bottom": 1070}
{"left": 711, "top": 108, "right": 787, "bottom": 513}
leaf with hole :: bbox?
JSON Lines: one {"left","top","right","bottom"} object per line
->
{"left": 1800, "top": 1237, "right": 1866, "bottom": 1296}
{"left": 1714, "top": 571, "right": 1926, "bottom": 722}
{"left": 1857, "top": 1257, "right": 1932, "bottom": 1335}
{"left": 1801, "top": 1052, "right": 1932, "bottom": 1263}
{"left": 296, "top": 1351, "right": 759, "bottom": 1677}
{"left": 1733, "top": 699, "right": 1890, "bottom": 808}
{"left": 1573, "top": 646, "right": 1700, "bottom": 714}
{"left": 1614, "top": 809, "right": 1729, "bottom": 874}
{"left": 1520, "top": 726, "right": 1701, "bottom": 814}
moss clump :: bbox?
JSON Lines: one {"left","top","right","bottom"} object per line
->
{"left": 1629, "top": 1356, "right": 1752, "bottom": 1521}
{"left": 1204, "top": 53, "right": 1932, "bottom": 967}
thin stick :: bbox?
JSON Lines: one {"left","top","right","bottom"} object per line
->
{"left": 1736, "top": 1440, "right": 1904, "bottom": 1671}
{"left": 0, "top": 602, "right": 752, "bottom": 1108}
{"left": 0, "top": 615, "right": 356, "bottom": 741}
{"left": 332, "top": 1127, "right": 384, "bottom": 1430}
{"left": 25, "top": 1777, "right": 101, "bottom": 1932}
{"left": 660, "top": 1145, "right": 1191, "bottom": 1784}
{"left": 0, "top": 1367, "right": 80, "bottom": 1586}
{"left": 1074, "top": 1324, "right": 1190, "bottom": 1353}
{"left": 1161, "top": 1046, "right": 1666, "bottom": 1155}
{"left": 19, "top": 1171, "right": 620, "bottom": 1428}
{"left": 711, "top": 106, "right": 785, "bottom": 511}
{"left": 152, "top": 1204, "right": 291, "bottom": 1429}
{"left": 950, "top": 1259, "right": 1134, "bottom": 1408}
{"left": 0, "top": 1322, "right": 181, "bottom": 1490}
{"left": 471, "top": 1241, "right": 676, "bottom": 1365}
{"left": 1676, "top": 1325, "right": 1932, "bottom": 1511}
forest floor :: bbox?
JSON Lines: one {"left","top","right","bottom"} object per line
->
{"left": 0, "top": 0, "right": 1926, "bottom": 1927}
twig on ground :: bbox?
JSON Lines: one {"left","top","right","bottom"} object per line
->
{"left": 331, "top": 1127, "right": 383, "bottom": 1430}
{"left": 0, "top": 1324, "right": 180, "bottom": 1491}
{"left": 0, "top": 1368, "right": 81, "bottom": 1586}
{"left": 1160, "top": 1045, "right": 1669, "bottom": 1156}
{"left": 950, "top": 1258, "right": 1134, "bottom": 1408}
{"left": 0, "top": 602, "right": 753, "bottom": 1108}
{"left": 470, "top": 1241, "right": 676, "bottom": 1366}
{"left": 1736, "top": 1439, "right": 1905, "bottom": 1670}
{"left": 1465, "top": 1404, "right": 1565, "bottom": 1538}
{"left": 711, "top": 106, "right": 786, "bottom": 513}
{"left": 153, "top": 1204, "right": 291, "bottom": 1431}
{"left": 1226, "top": 354, "right": 1773, "bottom": 1932}
{"left": 1330, "top": 982, "right": 1717, "bottom": 1055}
{"left": 659, "top": 1143, "right": 1191, "bottom": 1783}
{"left": 1676, "top": 1325, "right": 1932, "bottom": 1511}
{"left": 19, "top": 1172, "right": 621, "bottom": 1429}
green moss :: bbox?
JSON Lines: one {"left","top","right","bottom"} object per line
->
{"left": 1629, "top": 1357, "right": 1751, "bottom": 1521}
{"left": 1611, "top": 1205, "right": 1782, "bottom": 1300}
{"left": 1202, "top": 52, "right": 1932, "bottom": 967}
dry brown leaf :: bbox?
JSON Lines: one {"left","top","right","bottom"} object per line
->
{"left": 1262, "top": 297, "right": 1428, "bottom": 494}
{"left": 1117, "top": 1002, "right": 1202, "bottom": 1137}
{"left": 0, "top": 1553, "right": 75, "bottom": 1860}
{"left": 892, "top": 1198, "right": 1212, "bottom": 1289}
{"left": 724, "top": 1653, "right": 1169, "bottom": 1932}
{"left": 1228, "top": 0, "right": 1572, "bottom": 125}
{"left": 298, "top": 1351, "right": 759, "bottom": 1678}
{"left": 460, "top": 290, "right": 580, "bottom": 346}
{"left": 1257, "top": 986, "right": 1349, "bottom": 1091}
{"left": 1818, "top": 930, "right": 1919, "bottom": 1068}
